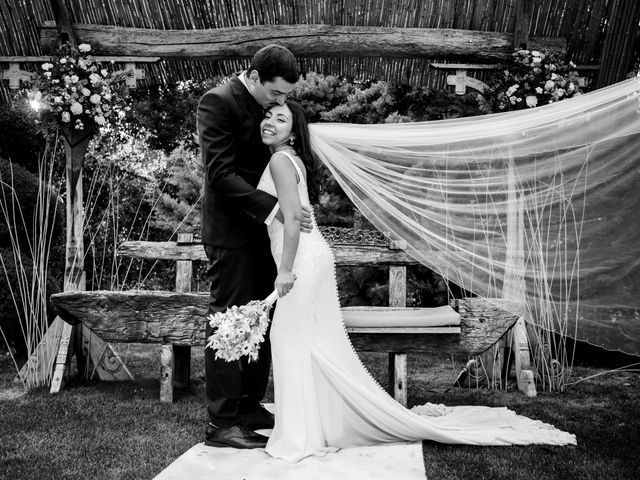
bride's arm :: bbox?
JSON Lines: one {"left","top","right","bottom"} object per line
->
{"left": 269, "top": 153, "right": 302, "bottom": 297}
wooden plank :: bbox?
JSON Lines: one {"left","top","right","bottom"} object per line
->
{"left": 49, "top": 320, "right": 73, "bottom": 393}
{"left": 40, "top": 22, "right": 567, "bottom": 61}
{"left": 389, "top": 266, "right": 407, "bottom": 307}
{"left": 511, "top": 317, "right": 536, "bottom": 397}
{"left": 392, "top": 353, "right": 407, "bottom": 406}
{"left": 18, "top": 316, "right": 65, "bottom": 389}
{"left": 80, "top": 325, "right": 134, "bottom": 381}
{"left": 159, "top": 344, "right": 173, "bottom": 403}
{"left": 173, "top": 232, "right": 192, "bottom": 390}
{"left": 347, "top": 326, "right": 461, "bottom": 334}
{"left": 117, "top": 240, "right": 427, "bottom": 266}
{"left": 342, "top": 305, "right": 460, "bottom": 327}
{"left": 0, "top": 56, "right": 161, "bottom": 62}
{"left": 430, "top": 62, "right": 499, "bottom": 69}
{"left": 50, "top": 291, "right": 518, "bottom": 355}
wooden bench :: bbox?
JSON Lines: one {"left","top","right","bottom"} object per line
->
{"left": 51, "top": 227, "right": 522, "bottom": 405}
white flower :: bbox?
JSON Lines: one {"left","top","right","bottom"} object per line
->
{"left": 94, "top": 114, "right": 106, "bottom": 125}
{"left": 41, "top": 63, "right": 53, "bottom": 70}
{"left": 509, "top": 96, "right": 517, "bottom": 105}
{"left": 61, "top": 111, "right": 71, "bottom": 123}
{"left": 556, "top": 88, "right": 565, "bottom": 97}
{"left": 70, "top": 102, "right": 83, "bottom": 115}
{"left": 90, "top": 94, "right": 102, "bottom": 105}
{"left": 63, "top": 75, "right": 71, "bottom": 84}
{"left": 531, "top": 50, "right": 541, "bottom": 57}
{"left": 59, "top": 58, "right": 67, "bottom": 64}
{"left": 89, "top": 73, "right": 101, "bottom": 84}
{"left": 567, "top": 82, "right": 575, "bottom": 92}
{"left": 103, "top": 92, "right": 112, "bottom": 101}
{"left": 81, "top": 88, "right": 91, "bottom": 96}
{"left": 101, "top": 69, "right": 108, "bottom": 77}
{"left": 551, "top": 73, "right": 558, "bottom": 80}
{"left": 54, "top": 96, "right": 62, "bottom": 104}
{"left": 506, "top": 84, "right": 519, "bottom": 96}
{"left": 70, "top": 74, "right": 79, "bottom": 83}
{"left": 531, "top": 56, "right": 542, "bottom": 65}
{"left": 44, "top": 71, "right": 52, "bottom": 78}
{"left": 79, "top": 59, "right": 88, "bottom": 69}
{"left": 78, "top": 44, "right": 91, "bottom": 53}
{"left": 544, "top": 80, "right": 555, "bottom": 91}
{"left": 535, "top": 86, "right": 543, "bottom": 94}
{"left": 525, "top": 95, "right": 538, "bottom": 108}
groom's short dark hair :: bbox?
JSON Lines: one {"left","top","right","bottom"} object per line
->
{"left": 248, "top": 44, "right": 299, "bottom": 84}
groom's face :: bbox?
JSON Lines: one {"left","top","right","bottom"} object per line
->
{"left": 248, "top": 71, "right": 296, "bottom": 109}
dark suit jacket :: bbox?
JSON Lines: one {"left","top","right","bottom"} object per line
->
{"left": 197, "top": 75, "right": 278, "bottom": 247}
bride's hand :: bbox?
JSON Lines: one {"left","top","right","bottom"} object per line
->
{"left": 275, "top": 271, "right": 296, "bottom": 298}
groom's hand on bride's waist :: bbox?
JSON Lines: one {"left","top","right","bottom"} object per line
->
{"left": 300, "top": 205, "right": 313, "bottom": 233}
{"left": 275, "top": 206, "right": 313, "bottom": 233}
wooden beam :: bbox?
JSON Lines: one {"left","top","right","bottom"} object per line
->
{"left": 49, "top": 0, "right": 78, "bottom": 51}
{"left": 0, "top": 56, "right": 161, "bottom": 63}
{"left": 40, "top": 22, "right": 566, "bottom": 61}
{"left": 117, "top": 240, "right": 431, "bottom": 266}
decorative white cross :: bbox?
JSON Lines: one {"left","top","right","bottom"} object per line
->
{"left": 124, "top": 62, "right": 145, "bottom": 88}
{"left": 1, "top": 63, "right": 32, "bottom": 89}
{"left": 431, "top": 63, "right": 496, "bottom": 95}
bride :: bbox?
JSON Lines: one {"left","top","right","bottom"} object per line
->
{"left": 256, "top": 100, "right": 576, "bottom": 463}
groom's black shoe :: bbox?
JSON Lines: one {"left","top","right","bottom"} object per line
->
{"left": 241, "top": 404, "right": 275, "bottom": 430}
{"left": 204, "top": 423, "right": 268, "bottom": 449}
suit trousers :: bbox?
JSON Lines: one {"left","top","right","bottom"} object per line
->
{"left": 204, "top": 239, "right": 276, "bottom": 428}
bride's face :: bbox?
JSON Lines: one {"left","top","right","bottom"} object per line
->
{"left": 260, "top": 104, "right": 294, "bottom": 148}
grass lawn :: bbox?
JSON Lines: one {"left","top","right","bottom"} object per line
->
{"left": 0, "top": 344, "right": 638, "bottom": 480}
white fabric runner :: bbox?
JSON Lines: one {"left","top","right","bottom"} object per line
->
{"left": 153, "top": 403, "right": 425, "bottom": 479}
{"left": 152, "top": 441, "right": 425, "bottom": 480}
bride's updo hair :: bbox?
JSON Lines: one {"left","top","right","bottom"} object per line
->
{"left": 286, "top": 100, "right": 321, "bottom": 204}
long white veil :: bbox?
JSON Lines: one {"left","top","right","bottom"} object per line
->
{"left": 309, "top": 77, "right": 640, "bottom": 357}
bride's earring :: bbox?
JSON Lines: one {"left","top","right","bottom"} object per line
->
{"left": 289, "top": 136, "right": 295, "bottom": 146}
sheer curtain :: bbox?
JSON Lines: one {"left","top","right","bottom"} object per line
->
{"left": 309, "top": 77, "right": 640, "bottom": 357}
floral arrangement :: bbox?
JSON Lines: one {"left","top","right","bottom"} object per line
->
{"left": 206, "top": 290, "right": 278, "bottom": 362}
{"left": 28, "top": 43, "right": 129, "bottom": 132}
{"left": 486, "top": 49, "right": 582, "bottom": 111}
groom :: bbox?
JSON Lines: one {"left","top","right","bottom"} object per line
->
{"left": 197, "top": 44, "right": 310, "bottom": 449}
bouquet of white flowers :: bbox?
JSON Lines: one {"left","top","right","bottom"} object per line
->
{"left": 206, "top": 290, "right": 278, "bottom": 362}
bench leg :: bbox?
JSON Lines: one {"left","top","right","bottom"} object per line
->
{"left": 512, "top": 317, "right": 537, "bottom": 397}
{"left": 173, "top": 345, "right": 191, "bottom": 390}
{"left": 160, "top": 345, "right": 174, "bottom": 403}
{"left": 389, "top": 353, "right": 407, "bottom": 406}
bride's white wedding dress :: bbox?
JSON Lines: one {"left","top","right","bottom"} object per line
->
{"left": 257, "top": 151, "right": 576, "bottom": 463}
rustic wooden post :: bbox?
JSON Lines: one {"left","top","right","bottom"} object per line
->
{"left": 160, "top": 345, "right": 174, "bottom": 403}
{"left": 513, "top": 0, "right": 532, "bottom": 50}
{"left": 47, "top": 0, "right": 84, "bottom": 393}
{"left": 50, "top": 128, "right": 93, "bottom": 393}
{"left": 388, "top": 239, "right": 408, "bottom": 406}
{"left": 173, "top": 232, "right": 193, "bottom": 391}
{"left": 50, "top": 0, "right": 78, "bottom": 52}
{"left": 47, "top": 0, "right": 131, "bottom": 391}
{"left": 502, "top": 156, "right": 536, "bottom": 397}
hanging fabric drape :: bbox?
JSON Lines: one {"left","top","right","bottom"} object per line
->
{"left": 309, "top": 77, "right": 640, "bottom": 356}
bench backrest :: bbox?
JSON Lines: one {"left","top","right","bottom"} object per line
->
{"left": 117, "top": 228, "right": 445, "bottom": 307}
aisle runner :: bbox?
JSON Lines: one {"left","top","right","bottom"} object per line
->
{"left": 152, "top": 440, "right": 425, "bottom": 480}
{"left": 153, "top": 403, "right": 424, "bottom": 479}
